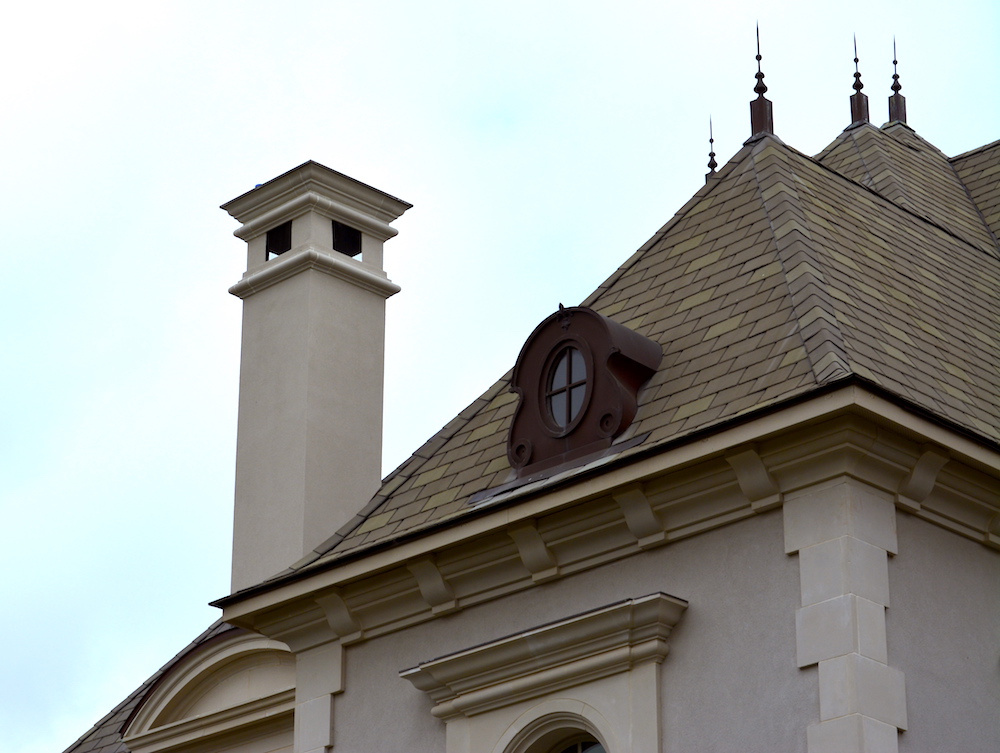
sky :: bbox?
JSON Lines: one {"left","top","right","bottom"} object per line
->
{"left": 1, "top": 2, "right": 997, "bottom": 751}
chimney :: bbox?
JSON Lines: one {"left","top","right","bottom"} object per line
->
{"left": 222, "top": 161, "right": 411, "bottom": 592}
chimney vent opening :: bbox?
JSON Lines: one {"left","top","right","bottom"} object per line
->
{"left": 266, "top": 221, "right": 293, "bottom": 260}
{"left": 332, "top": 220, "right": 362, "bottom": 258}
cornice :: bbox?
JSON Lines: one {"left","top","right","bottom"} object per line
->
{"left": 218, "top": 386, "right": 999, "bottom": 650}
{"left": 221, "top": 160, "right": 410, "bottom": 235}
{"left": 228, "top": 245, "right": 400, "bottom": 300}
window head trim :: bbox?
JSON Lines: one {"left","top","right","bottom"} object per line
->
{"left": 399, "top": 592, "right": 686, "bottom": 721}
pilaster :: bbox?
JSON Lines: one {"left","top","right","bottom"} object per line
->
{"left": 785, "top": 478, "right": 907, "bottom": 752}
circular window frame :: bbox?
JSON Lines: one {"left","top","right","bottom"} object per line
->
{"left": 537, "top": 337, "right": 593, "bottom": 438}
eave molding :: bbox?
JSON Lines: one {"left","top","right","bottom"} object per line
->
{"left": 400, "top": 592, "right": 687, "bottom": 720}
{"left": 219, "top": 386, "right": 1000, "bottom": 646}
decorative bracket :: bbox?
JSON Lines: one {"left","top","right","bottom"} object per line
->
{"left": 896, "top": 446, "right": 950, "bottom": 512}
{"left": 408, "top": 556, "right": 458, "bottom": 615}
{"left": 315, "top": 589, "right": 364, "bottom": 644}
{"left": 508, "top": 522, "right": 560, "bottom": 583}
{"left": 725, "top": 445, "right": 782, "bottom": 511}
{"left": 613, "top": 484, "right": 666, "bottom": 548}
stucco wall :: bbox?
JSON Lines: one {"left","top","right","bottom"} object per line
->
{"left": 890, "top": 513, "right": 1000, "bottom": 753}
{"left": 334, "top": 510, "right": 812, "bottom": 752}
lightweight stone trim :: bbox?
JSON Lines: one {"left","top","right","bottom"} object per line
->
{"left": 400, "top": 592, "right": 687, "bottom": 721}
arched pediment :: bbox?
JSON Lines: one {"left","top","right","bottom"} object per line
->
{"left": 124, "top": 630, "right": 294, "bottom": 753}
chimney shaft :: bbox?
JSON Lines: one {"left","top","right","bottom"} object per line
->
{"left": 222, "top": 162, "right": 411, "bottom": 592}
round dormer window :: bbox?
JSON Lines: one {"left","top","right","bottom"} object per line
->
{"left": 508, "top": 306, "right": 662, "bottom": 477}
{"left": 546, "top": 345, "right": 588, "bottom": 430}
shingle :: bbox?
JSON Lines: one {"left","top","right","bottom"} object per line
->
{"left": 301, "top": 125, "right": 1000, "bottom": 567}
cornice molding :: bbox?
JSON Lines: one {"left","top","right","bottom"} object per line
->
{"left": 219, "top": 390, "right": 999, "bottom": 650}
{"left": 399, "top": 592, "right": 687, "bottom": 720}
{"left": 222, "top": 161, "right": 410, "bottom": 239}
{"left": 228, "top": 245, "right": 399, "bottom": 300}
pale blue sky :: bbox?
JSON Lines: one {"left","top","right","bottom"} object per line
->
{"left": 1, "top": 2, "right": 996, "bottom": 752}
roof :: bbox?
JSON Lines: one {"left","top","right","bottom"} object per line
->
{"left": 67, "top": 118, "right": 1000, "bottom": 753}
{"left": 272, "top": 120, "right": 1000, "bottom": 580}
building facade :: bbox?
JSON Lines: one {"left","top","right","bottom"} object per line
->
{"left": 65, "top": 73, "right": 1000, "bottom": 753}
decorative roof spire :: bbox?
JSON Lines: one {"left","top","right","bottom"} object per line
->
{"left": 888, "top": 38, "right": 907, "bottom": 123}
{"left": 749, "top": 25, "right": 774, "bottom": 137}
{"left": 706, "top": 117, "right": 718, "bottom": 182}
{"left": 850, "top": 35, "right": 870, "bottom": 125}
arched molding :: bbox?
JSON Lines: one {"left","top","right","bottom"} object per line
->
{"left": 493, "top": 701, "right": 614, "bottom": 753}
{"left": 124, "top": 630, "right": 294, "bottom": 753}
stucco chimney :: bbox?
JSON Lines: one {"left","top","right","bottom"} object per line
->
{"left": 222, "top": 161, "right": 411, "bottom": 593}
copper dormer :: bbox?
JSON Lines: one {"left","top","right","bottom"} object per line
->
{"left": 507, "top": 306, "right": 662, "bottom": 478}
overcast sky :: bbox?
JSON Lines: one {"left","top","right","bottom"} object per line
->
{"left": 2, "top": 2, "right": 997, "bottom": 752}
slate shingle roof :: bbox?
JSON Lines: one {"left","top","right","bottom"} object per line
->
{"left": 951, "top": 138, "right": 1000, "bottom": 242}
{"left": 67, "top": 120, "right": 1000, "bottom": 753}
{"left": 283, "top": 122, "right": 1000, "bottom": 574}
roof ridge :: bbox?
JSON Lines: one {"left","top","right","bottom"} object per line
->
{"left": 949, "top": 137, "right": 1000, "bottom": 162}
{"left": 581, "top": 140, "right": 759, "bottom": 310}
{"left": 748, "top": 137, "right": 852, "bottom": 384}
{"left": 809, "top": 126, "right": 1000, "bottom": 261}
{"left": 944, "top": 146, "right": 1000, "bottom": 253}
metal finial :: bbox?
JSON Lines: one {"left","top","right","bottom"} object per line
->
{"left": 888, "top": 37, "right": 907, "bottom": 123}
{"left": 853, "top": 35, "right": 864, "bottom": 93}
{"left": 707, "top": 117, "right": 718, "bottom": 176}
{"left": 754, "top": 24, "right": 768, "bottom": 95}
{"left": 891, "top": 38, "right": 902, "bottom": 94}
{"left": 749, "top": 24, "right": 774, "bottom": 137}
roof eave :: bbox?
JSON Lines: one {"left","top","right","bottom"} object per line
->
{"left": 212, "top": 375, "right": 1000, "bottom": 618}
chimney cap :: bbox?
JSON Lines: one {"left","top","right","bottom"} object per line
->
{"left": 221, "top": 160, "right": 412, "bottom": 242}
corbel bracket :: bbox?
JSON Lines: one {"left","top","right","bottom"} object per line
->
{"left": 508, "top": 521, "right": 560, "bottom": 583}
{"left": 725, "top": 445, "right": 782, "bottom": 511}
{"left": 315, "top": 589, "right": 364, "bottom": 645}
{"left": 613, "top": 484, "right": 666, "bottom": 548}
{"left": 896, "top": 446, "right": 950, "bottom": 513}
{"left": 408, "top": 556, "right": 458, "bottom": 615}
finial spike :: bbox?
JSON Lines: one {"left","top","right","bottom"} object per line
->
{"left": 849, "top": 35, "right": 870, "bottom": 125}
{"left": 754, "top": 23, "right": 767, "bottom": 95}
{"left": 852, "top": 34, "right": 864, "bottom": 92}
{"left": 707, "top": 116, "right": 718, "bottom": 181}
{"left": 749, "top": 25, "right": 774, "bottom": 137}
{"left": 888, "top": 37, "right": 907, "bottom": 123}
